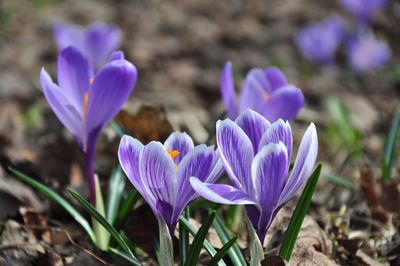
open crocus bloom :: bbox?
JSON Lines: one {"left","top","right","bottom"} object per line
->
{"left": 54, "top": 22, "right": 122, "bottom": 69}
{"left": 118, "top": 132, "right": 224, "bottom": 234}
{"left": 347, "top": 32, "right": 391, "bottom": 72}
{"left": 40, "top": 46, "right": 137, "bottom": 203}
{"left": 340, "top": 0, "right": 388, "bottom": 23}
{"left": 220, "top": 62, "right": 304, "bottom": 122}
{"left": 190, "top": 109, "right": 318, "bottom": 244}
{"left": 296, "top": 15, "right": 344, "bottom": 65}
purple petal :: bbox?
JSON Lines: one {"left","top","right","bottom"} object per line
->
{"left": 53, "top": 23, "right": 85, "bottom": 51}
{"left": 265, "top": 67, "right": 288, "bottom": 92}
{"left": 109, "top": 50, "right": 125, "bottom": 62}
{"left": 216, "top": 119, "right": 254, "bottom": 196}
{"left": 190, "top": 177, "right": 255, "bottom": 205}
{"left": 220, "top": 62, "right": 238, "bottom": 119}
{"left": 86, "top": 59, "right": 137, "bottom": 133}
{"left": 84, "top": 22, "right": 122, "bottom": 69}
{"left": 261, "top": 84, "right": 304, "bottom": 122}
{"left": 139, "top": 141, "right": 176, "bottom": 215}
{"left": 251, "top": 143, "right": 288, "bottom": 233}
{"left": 205, "top": 149, "right": 225, "bottom": 184}
{"left": 57, "top": 47, "right": 92, "bottom": 113}
{"left": 118, "top": 135, "right": 155, "bottom": 206}
{"left": 258, "top": 119, "right": 293, "bottom": 162}
{"left": 40, "top": 68, "right": 83, "bottom": 145}
{"left": 172, "top": 145, "right": 215, "bottom": 222}
{"left": 277, "top": 123, "right": 318, "bottom": 207}
{"left": 239, "top": 68, "right": 270, "bottom": 114}
{"left": 236, "top": 109, "right": 270, "bottom": 152}
{"left": 164, "top": 132, "right": 194, "bottom": 164}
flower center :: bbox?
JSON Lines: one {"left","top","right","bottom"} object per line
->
{"left": 263, "top": 91, "right": 270, "bottom": 101}
{"left": 89, "top": 78, "right": 94, "bottom": 85}
{"left": 167, "top": 148, "right": 180, "bottom": 160}
{"left": 83, "top": 92, "right": 89, "bottom": 120}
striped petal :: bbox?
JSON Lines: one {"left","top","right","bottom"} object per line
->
{"left": 164, "top": 132, "right": 194, "bottom": 164}
{"left": 220, "top": 61, "right": 238, "bottom": 119}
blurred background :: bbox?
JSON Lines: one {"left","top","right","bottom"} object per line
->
{"left": 0, "top": 0, "right": 399, "bottom": 265}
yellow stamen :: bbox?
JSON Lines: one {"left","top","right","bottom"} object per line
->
{"left": 167, "top": 148, "right": 180, "bottom": 160}
{"left": 263, "top": 91, "right": 270, "bottom": 101}
{"left": 89, "top": 78, "right": 94, "bottom": 85}
{"left": 83, "top": 92, "right": 89, "bottom": 120}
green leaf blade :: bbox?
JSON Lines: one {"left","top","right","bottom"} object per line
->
{"left": 184, "top": 210, "right": 216, "bottom": 266}
{"left": 213, "top": 215, "right": 246, "bottom": 266}
{"left": 67, "top": 188, "right": 141, "bottom": 265}
{"left": 106, "top": 166, "right": 126, "bottom": 225}
{"left": 209, "top": 236, "right": 238, "bottom": 266}
{"left": 382, "top": 110, "right": 400, "bottom": 181}
{"left": 8, "top": 167, "right": 96, "bottom": 243}
{"left": 179, "top": 207, "right": 190, "bottom": 265}
{"left": 278, "top": 163, "right": 322, "bottom": 261}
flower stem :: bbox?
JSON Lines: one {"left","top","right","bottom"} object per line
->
{"left": 84, "top": 147, "right": 96, "bottom": 206}
{"left": 157, "top": 216, "right": 174, "bottom": 266}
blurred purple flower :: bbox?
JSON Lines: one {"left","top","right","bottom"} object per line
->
{"left": 40, "top": 47, "right": 137, "bottom": 204}
{"left": 118, "top": 132, "right": 224, "bottom": 234}
{"left": 190, "top": 109, "right": 318, "bottom": 244}
{"left": 220, "top": 62, "right": 304, "bottom": 122}
{"left": 54, "top": 22, "right": 122, "bottom": 69}
{"left": 347, "top": 32, "right": 391, "bottom": 72}
{"left": 340, "top": 0, "right": 388, "bottom": 22}
{"left": 296, "top": 15, "right": 344, "bottom": 65}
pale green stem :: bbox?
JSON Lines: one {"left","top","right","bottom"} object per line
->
{"left": 157, "top": 216, "right": 174, "bottom": 266}
{"left": 92, "top": 175, "right": 110, "bottom": 250}
{"left": 246, "top": 218, "right": 264, "bottom": 266}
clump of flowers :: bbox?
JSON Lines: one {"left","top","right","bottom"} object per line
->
{"left": 296, "top": 0, "right": 391, "bottom": 72}
{"left": 220, "top": 61, "right": 304, "bottom": 122}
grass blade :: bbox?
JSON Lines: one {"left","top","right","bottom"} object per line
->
{"left": 106, "top": 165, "right": 126, "bottom": 225}
{"left": 109, "top": 247, "right": 141, "bottom": 266}
{"left": 213, "top": 215, "right": 246, "bottom": 266}
{"left": 114, "top": 189, "right": 141, "bottom": 230}
{"left": 179, "top": 216, "right": 227, "bottom": 266}
{"left": 382, "top": 110, "right": 400, "bottom": 181}
{"left": 67, "top": 188, "right": 140, "bottom": 264}
{"left": 179, "top": 207, "right": 190, "bottom": 265}
{"left": 279, "top": 163, "right": 322, "bottom": 261}
{"left": 209, "top": 236, "right": 238, "bottom": 266}
{"left": 185, "top": 211, "right": 216, "bottom": 266}
{"left": 8, "top": 167, "right": 95, "bottom": 243}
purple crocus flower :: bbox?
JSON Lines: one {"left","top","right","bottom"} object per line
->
{"left": 190, "top": 109, "right": 318, "bottom": 244}
{"left": 40, "top": 46, "right": 137, "bottom": 204}
{"left": 54, "top": 22, "right": 122, "bottom": 69}
{"left": 220, "top": 62, "right": 304, "bottom": 122}
{"left": 296, "top": 15, "right": 344, "bottom": 65}
{"left": 340, "top": 0, "right": 388, "bottom": 23}
{"left": 346, "top": 32, "right": 391, "bottom": 72}
{"left": 118, "top": 132, "right": 224, "bottom": 234}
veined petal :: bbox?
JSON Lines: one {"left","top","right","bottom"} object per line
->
{"left": 118, "top": 135, "right": 154, "bottom": 207}
{"left": 40, "top": 68, "right": 83, "bottom": 144}
{"left": 220, "top": 62, "right": 238, "bottom": 119}
{"left": 205, "top": 149, "right": 225, "bottom": 184}
{"left": 57, "top": 47, "right": 92, "bottom": 113}
{"left": 239, "top": 68, "right": 269, "bottom": 114}
{"left": 85, "top": 22, "right": 122, "bottom": 68}
{"left": 86, "top": 59, "right": 137, "bottom": 133}
{"left": 258, "top": 119, "right": 293, "bottom": 163}
{"left": 172, "top": 145, "right": 215, "bottom": 222}
{"left": 236, "top": 109, "right": 270, "bottom": 153}
{"left": 139, "top": 141, "right": 176, "bottom": 215}
{"left": 265, "top": 67, "right": 287, "bottom": 91}
{"left": 261, "top": 84, "right": 304, "bottom": 122}
{"left": 251, "top": 143, "right": 288, "bottom": 232}
{"left": 216, "top": 119, "right": 254, "bottom": 196}
{"left": 53, "top": 23, "right": 85, "bottom": 51}
{"left": 277, "top": 123, "right": 318, "bottom": 207}
{"left": 190, "top": 177, "right": 256, "bottom": 205}
{"left": 164, "top": 132, "right": 194, "bottom": 164}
